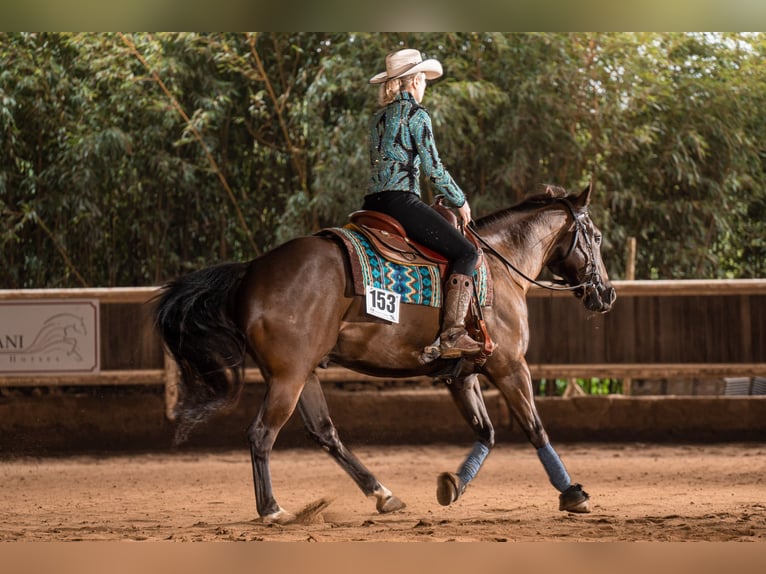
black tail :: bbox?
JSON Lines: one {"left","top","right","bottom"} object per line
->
{"left": 154, "top": 262, "right": 250, "bottom": 444}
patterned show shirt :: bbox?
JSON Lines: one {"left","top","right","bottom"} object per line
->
{"left": 367, "top": 91, "right": 466, "bottom": 207}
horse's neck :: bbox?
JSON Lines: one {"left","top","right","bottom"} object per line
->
{"left": 477, "top": 208, "right": 566, "bottom": 283}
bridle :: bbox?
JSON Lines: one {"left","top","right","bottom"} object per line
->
{"left": 466, "top": 198, "right": 600, "bottom": 293}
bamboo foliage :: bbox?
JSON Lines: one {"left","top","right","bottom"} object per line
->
{"left": 1, "top": 32, "right": 764, "bottom": 288}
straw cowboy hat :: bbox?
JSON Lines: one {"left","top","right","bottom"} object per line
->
{"left": 368, "top": 48, "right": 443, "bottom": 84}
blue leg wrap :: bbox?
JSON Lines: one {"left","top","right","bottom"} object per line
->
{"left": 457, "top": 442, "right": 490, "bottom": 485}
{"left": 537, "top": 443, "right": 571, "bottom": 492}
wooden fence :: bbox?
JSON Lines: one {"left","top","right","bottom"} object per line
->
{"left": 2, "top": 280, "right": 765, "bottom": 408}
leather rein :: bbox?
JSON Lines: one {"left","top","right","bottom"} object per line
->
{"left": 466, "top": 198, "right": 599, "bottom": 293}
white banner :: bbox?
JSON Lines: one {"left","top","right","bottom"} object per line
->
{"left": 0, "top": 300, "right": 100, "bottom": 375}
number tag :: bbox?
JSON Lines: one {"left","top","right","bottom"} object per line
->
{"left": 365, "top": 286, "right": 401, "bottom": 323}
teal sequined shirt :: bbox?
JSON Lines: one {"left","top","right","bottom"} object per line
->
{"left": 367, "top": 91, "right": 466, "bottom": 207}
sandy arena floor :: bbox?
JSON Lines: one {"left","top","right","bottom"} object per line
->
{"left": 1, "top": 442, "right": 764, "bottom": 542}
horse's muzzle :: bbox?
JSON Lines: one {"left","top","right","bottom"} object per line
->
{"left": 583, "top": 284, "right": 616, "bottom": 313}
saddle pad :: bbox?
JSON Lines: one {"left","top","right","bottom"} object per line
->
{"left": 322, "top": 227, "right": 492, "bottom": 308}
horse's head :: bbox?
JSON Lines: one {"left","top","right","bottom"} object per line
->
{"left": 547, "top": 182, "right": 616, "bottom": 313}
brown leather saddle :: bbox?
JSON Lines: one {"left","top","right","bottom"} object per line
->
{"left": 347, "top": 197, "right": 482, "bottom": 279}
{"left": 345, "top": 197, "right": 495, "bottom": 361}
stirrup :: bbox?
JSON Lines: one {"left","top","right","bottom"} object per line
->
{"left": 439, "top": 345, "right": 481, "bottom": 360}
{"left": 439, "top": 329, "right": 482, "bottom": 359}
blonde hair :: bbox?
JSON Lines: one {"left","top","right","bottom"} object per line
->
{"left": 377, "top": 72, "right": 424, "bottom": 106}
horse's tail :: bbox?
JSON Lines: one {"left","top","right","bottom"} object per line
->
{"left": 153, "top": 262, "right": 250, "bottom": 445}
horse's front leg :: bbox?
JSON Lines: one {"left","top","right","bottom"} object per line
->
{"left": 298, "top": 373, "right": 406, "bottom": 514}
{"left": 436, "top": 372, "right": 495, "bottom": 506}
{"left": 490, "top": 359, "right": 590, "bottom": 513}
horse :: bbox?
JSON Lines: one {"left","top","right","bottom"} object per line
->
{"left": 154, "top": 181, "right": 616, "bottom": 524}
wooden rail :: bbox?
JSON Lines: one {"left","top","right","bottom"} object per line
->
{"left": 0, "top": 286, "right": 157, "bottom": 303}
{"left": 0, "top": 366, "right": 425, "bottom": 388}
{"left": 2, "top": 279, "right": 764, "bottom": 401}
{"left": 5, "top": 362, "right": 764, "bottom": 420}
{"left": 1, "top": 279, "right": 763, "bottom": 302}
{"left": 3, "top": 363, "right": 765, "bottom": 389}
{"left": 529, "top": 278, "right": 766, "bottom": 297}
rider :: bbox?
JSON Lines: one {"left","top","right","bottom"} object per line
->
{"left": 365, "top": 48, "right": 481, "bottom": 359}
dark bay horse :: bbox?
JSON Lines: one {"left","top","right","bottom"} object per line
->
{"left": 155, "top": 182, "right": 616, "bottom": 524}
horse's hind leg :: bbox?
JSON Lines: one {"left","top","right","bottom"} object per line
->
{"left": 436, "top": 373, "right": 495, "bottom": 506}
{"left": 298, "top": 373, "right": 406, "bottom": 514}
{"left": 246, "top": 374, "right": 306, "bottom": 524}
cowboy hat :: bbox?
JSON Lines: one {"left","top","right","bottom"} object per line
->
{"left": 368, "top": 48, "right": 443, "bottom": 84}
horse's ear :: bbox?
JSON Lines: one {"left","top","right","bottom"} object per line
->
{"left": 574, "top": 178, "right": 593, "bottom": 208}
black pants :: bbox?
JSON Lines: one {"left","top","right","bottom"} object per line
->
{"left": 362, "top": 191, "right": 478, "bottom": 276}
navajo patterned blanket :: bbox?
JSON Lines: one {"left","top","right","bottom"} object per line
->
{"left": 323, "top": 226, "right": 493, "bottom": 308}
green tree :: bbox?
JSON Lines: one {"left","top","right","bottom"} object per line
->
{"left": 1, "top": 32, "right": 764, "bottom": 288}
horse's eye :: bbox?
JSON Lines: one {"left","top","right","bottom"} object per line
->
{"left": 594, "top": 234, "right": 602, "bottom": 245}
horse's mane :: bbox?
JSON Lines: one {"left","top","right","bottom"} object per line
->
{"left": 475, "top": 185, "right": 570, "bottom": 229}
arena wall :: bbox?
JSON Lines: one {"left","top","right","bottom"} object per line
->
{"left": 2, "top": 385, "right": 765, "bottom": 456}
{"left": 1, "top": 280, "right": 764, "bottom": 455}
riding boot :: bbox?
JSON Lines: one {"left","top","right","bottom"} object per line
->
{"left": 437, "top": 273, "right": 482, "bottom": 359}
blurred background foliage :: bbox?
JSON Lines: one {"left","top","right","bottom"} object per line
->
{"left": 1, "top": 32, "right": 764, "bottom": 287}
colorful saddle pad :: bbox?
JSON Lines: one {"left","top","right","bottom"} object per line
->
{"left": 322, "top": 226, "right": 493, "bottom": 308}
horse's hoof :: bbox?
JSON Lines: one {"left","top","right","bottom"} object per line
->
{"left": 261, "top": 507, "right": 296, "bottom": 525}
{"left": 377, "top": 494, "right": 406, "bottom": 514}
{"left": 559, "top": 483, "right": 591, "bottom": 513}
{"left": 436, "top": 472, "right": 464, "bottom": 506}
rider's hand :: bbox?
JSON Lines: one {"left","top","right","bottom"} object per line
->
{"left": 457, "top": 202, "right": 472, "bottom": 227}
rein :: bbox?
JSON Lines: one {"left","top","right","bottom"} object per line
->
{"left": 466, "top": 198, "right": 595, "bottom": 293}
